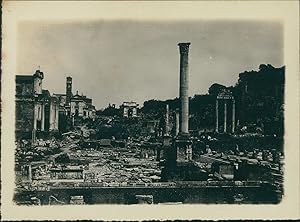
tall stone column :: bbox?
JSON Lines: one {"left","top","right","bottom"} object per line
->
{"left": 28, "top": 164, "right": 32, "bottom": 182}
{"left": 186, "top": 144, "right": 192, "bottom": 161}
{"left": 32, "top": 130, "right": 36, "bottom": 144}
{"left": 216, "top": 99, "right": 219, "bottom": 132}
{"left": 165, "top": 104, "right": 169, "bottom": 136}
{"left": 41, "top": 104, "right": 45, "bottom": 131}
{"left": 224, "top": 100, "right": 227, "bottom": 133}
{"left": 178, "top": 42, "right": 191, "bottom": 135}
{"left": 232, "top": 99, "right": 235, "bottom": 133}
{"left": 175, "top": 111, "right": 179, "bottom": 136}
{"left": 33, "top": 104, "right": 38, "bottom": 130}
{"left": 32, "top": 103, "right": 38, "bottom": 143}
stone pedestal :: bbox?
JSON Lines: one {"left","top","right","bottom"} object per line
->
{"left": 157, "top": 135, "right": 173, "bottom": 161}
{"left": 174, "top": 134, "right": 193, "bottom": 162}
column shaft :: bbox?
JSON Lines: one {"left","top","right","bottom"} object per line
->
{"left": 165, "top": 104, "right": 169, "bottom": 136}
{"left": 216, "top": 99, "right": 219, "bottom": 132}
{"left": 232, "top": 100, "right": 235, "bottom": 133}
{"left": 224, "top": 100, "right": 227, "bottom": 133}
{"left": 175, "top": 112, "right": 179, "bottom": 136}
{"left": 178, "top": 43, "right": 191, "bottom": 135}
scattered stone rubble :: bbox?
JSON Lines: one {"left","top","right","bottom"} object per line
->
{"left": 16, "top": 123, "right": 164, "bottom": 191}
{"left": 15, "top": 119, "right": 283, "bottom": 204}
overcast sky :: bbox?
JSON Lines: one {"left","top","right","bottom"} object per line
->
{"left": 17, "top": 20, "right": 283, "bottom": 109}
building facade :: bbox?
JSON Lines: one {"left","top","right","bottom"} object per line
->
{"left": 54, "top": 77, "right": 96, "bottom": 119}
{"left": 120, "top": 101, "right": 139, "bottom": 117}
{"left": 16, "top": 70, "right": 60, "bottom": 141}
{"left": 70, "top": 92, "right": 96, "bottom": 118}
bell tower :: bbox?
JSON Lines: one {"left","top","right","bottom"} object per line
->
{"left": 66, "top": 76, "right": 72, "bottom": 105}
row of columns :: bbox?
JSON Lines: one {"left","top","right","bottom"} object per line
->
{"left": 216, "top": 99, "right": 235, "bottom": 133}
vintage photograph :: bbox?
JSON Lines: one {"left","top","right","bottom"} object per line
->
{"left": 14, "top": 19, "right": 285, "bottom": 205}
{"left": 1, "top": 1, "right": 299, "bottom": 221}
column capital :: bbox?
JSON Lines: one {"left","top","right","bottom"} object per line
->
{"left": 178, "top": 42, "right": 191, "bottom": 55}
